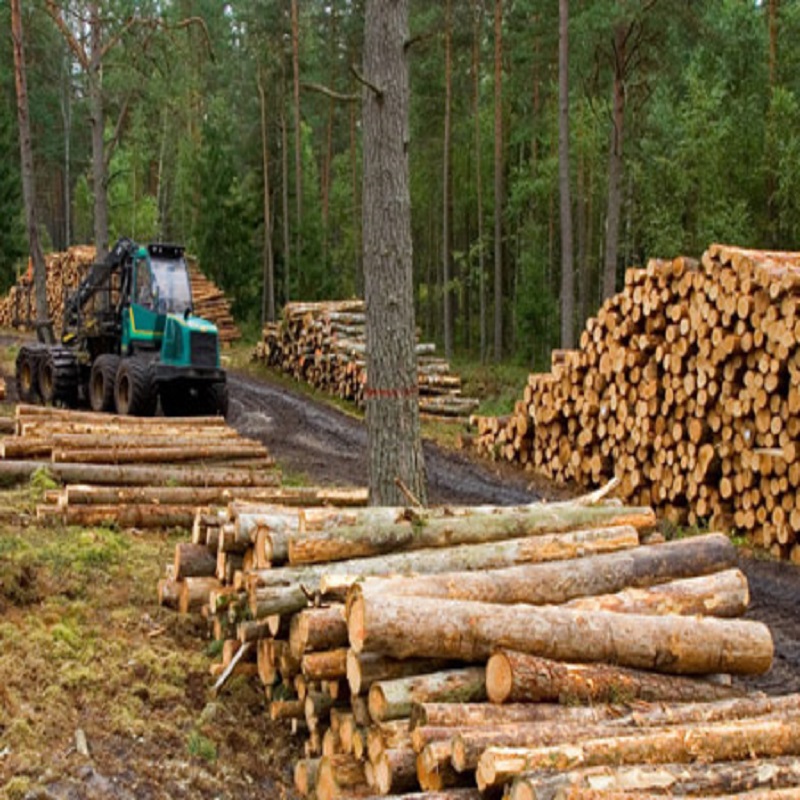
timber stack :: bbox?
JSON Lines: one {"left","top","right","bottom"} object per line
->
{"left": 0, "top": 246, "right": 241, "bottom": 343}
{"left": 0, "top": 404, "right": 278, "bottom": 528}
{"left": 253, "top": 300, "right": 479, "bottom": 419}
{"left": 157, "top": 494, "right": 798, "bottom": 798}
{"left": 470, "top": 244, "right": 800, "bottom": 562}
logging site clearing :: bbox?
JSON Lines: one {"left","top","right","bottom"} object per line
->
{"left": 2, "top": 245, "right": 800, "bottom": 800}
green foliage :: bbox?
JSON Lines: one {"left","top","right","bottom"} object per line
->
{"left": 187, "top": 730, "right": 218, "bottom": 762}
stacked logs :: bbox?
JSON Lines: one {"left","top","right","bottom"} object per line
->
{"left": 0, "top": 376, "right": 5, "bottom": 401}
{"left": 470, "top": 245, "right": 800, "bottom": 562}
{"left": 156, "top": 494, "right": 795, "bottom": 798}
{"left": 0, "top": 404, "right": 278, "bottom": 528}
{"left": 253, "top": 300, "right": 479, "bottom": 419}
{"left": 0, "top": 247, "right": 241, "bottom": 343}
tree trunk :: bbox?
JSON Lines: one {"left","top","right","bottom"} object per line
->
{"left": 257, "top": 65, "right": 276, "bottom": 324}
{"left": 291, "top": 0, "right": 303, "bottom": 281}
{"left": 347, "top": 652, "right": 453, "bottom": 696}
{"left": 472, "top": 0, "right": 487, "bottom": 363}
{"left": 60, "top": 46, "right": 72, "bottom": 248}
{"left": 602, "top": 24, "right": 626, "bottom": 301}
{"left": 289, "top": 502, "right": 654, "bottom": 565}
{"left": 88, "top": 3, "right": 108, "bottom": 261}
{"left": 289, "top": 605, "right": 348, "bottom": 658}
{"left": 348, "top": 593, "right": 774, "bottom": 675}
{"left": 558, "top": 0, "right": 575, "bottom": 348}
{"left": 368, "top": 667, "right": 487, "bottom": 722}
{"left": 373, "top": 747, "right": 419, "bottom": 795}
{"left": 477, "top": 717, "right": 800, "bottom": 790}
{"left": 351, "top": 533, "right": 735, "bottom": 606}
{"left": 362, "top": 0, "right": 427, "bottom": 506}
{"left": 301, "top": 648, "right": 349, "bottom": 682}
{"left": 280, "top": 102, "right": 291, "bottom": 300}
{"left": 485, "top": 649, "right": 741, "bottom": 706}
{"left": 510, "top": 757, "right": 800, "bottom": 800}
{"left": 174, "top": 542, "right": 217, "bottom": 580}
{"left": 492, "top": 0, "right": 504, "bottom": 361}
{"left": 442, "top": 0, "right": 454, "bottom": 360}
{"left": 11, "top": 0, "right": 48, "bottom": 327}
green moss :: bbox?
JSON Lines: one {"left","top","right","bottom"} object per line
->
{"left": 187, "top": 730, "right": 217, "bottom": 763}
{"left": 2, "top": 776, "right": 34, "bottom": 800}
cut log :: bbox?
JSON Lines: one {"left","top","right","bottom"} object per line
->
{"left": 157, "top": 577, "right": 180, "bottom": 609}
{"left": 347, "top": 652, "right": 453, "bottom": 696}
{"left": 475, "top": 716, "right": 800, "bottom": 790}
{"left": 174, "top": 542, "right": 217, "bottom": 580}
{"left": 368, "top": 667, "right": 487, "bottom": 723}
{"left": 416, "top": 749, "right": 474, "bottom": 793}
{"left": 315, "top": 754, "right": 367, "bottom": 800}
{"left": 301, "top": 648, "right": 349, "bottom": 682}
{"left": 347, "top": 593, "right": 774, "bottom": 675}
{"left": 51, "top": 442, "right": 269, "bottom": 464}
{"left": 289, "top": 605, "right": 348, "bottom": 658}
{"left": 349, "top": 533, "right": 736, "bottom": 606}
{"left": 485, "top": 650, "right": 742, "bottom": 705}
{"left": 373, "top": 747, "right": 419, "bottom": 795}
{"left": 178, "top": 576, "right": 221, "bottom": 614}
{"left": 56, "top": 504, "right": 199, "bottom": 529}
{"left": 249, "top": 584, "right": 309, "bottom": 619}
{"left": 288, "top": 503, "right": 655, "bottom": 565}
{"left": 410, "top": 702, "right": 618, "bottom": 732}
{"left": 508, "top": 757, "right": 800, "bottom": 800}
{"left": 294, "top": 757, "right": 319, "bottom": 797}
{"left": 367, "top": 720, "right": 411, "bottom": 761}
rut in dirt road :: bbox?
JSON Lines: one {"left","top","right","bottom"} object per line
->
{"left": 226, "top": 371, "right": 547, "bottom": 506}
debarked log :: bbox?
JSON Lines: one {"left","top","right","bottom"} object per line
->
{"left": 347, "top": 593, "right": 773, "bottom": 675}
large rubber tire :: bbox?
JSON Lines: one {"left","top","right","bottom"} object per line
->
{"left": 15, "top": 346, "right": 42, "bottom": 403}
{"left": 114, "top": 358, "right": 157, "bottom": 416}
{"left": 38, "top": 346, "right": 79, "bottom": 407}
{"left": 89, "top": 354, "right": 120, "bottom": 412}
{"left": 159, "top": 383, "right": 184, "bottom": 417}
{"left": 198, "top": 382, "right": 229, "bottom": 418}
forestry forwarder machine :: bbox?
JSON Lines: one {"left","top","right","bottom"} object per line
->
{"left": 15, "top": 238, "right": 228, "bottom": 417}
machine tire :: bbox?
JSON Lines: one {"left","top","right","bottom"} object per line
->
{"left": 89, "top": 354, "right": 120, "bottom": 412}
{"left": 115, "top": 357, "right": 157, "bottom": 416}
{"left": 159, "top": 383, "right": 185, "bottom": 417}
{"left": 38, "top": 347, "right": 79, "bottom": 407}
{"left": 198, "top": 382, "right": 229, "bottom": 418}
{"left": 15, "top": 346, "right": 43, "bottom": 403}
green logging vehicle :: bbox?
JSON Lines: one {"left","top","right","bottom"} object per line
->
{"left": 15, "top": 238, "right": 228, "bottom": 417}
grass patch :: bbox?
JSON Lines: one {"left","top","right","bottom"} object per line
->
{"left": 454, "top": 359, "right": 530, "bottom": 417}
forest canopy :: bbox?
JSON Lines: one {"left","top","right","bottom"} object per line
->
{"left": 2, "top": 0, "right": 799, "bottom": 366}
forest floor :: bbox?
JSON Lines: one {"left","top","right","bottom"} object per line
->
{"left": 0, "top": 335, "right": 799, "bottom": 799}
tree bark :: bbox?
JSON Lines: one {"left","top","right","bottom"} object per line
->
{"left": 174, "top": 542, "right": 217, "bottom": 580}
{"left": 290, "top": 0, "right": 303, "bottom": 278}
{"left": 368, "top": 667, "right": 487, "bottom": 722}
{"left": 492, "top": 0, "right": 504, "bottom": 360}
{"left": 472, "top": 0, "right": 487, "bottom": 363}
{"left": 11, "top": 0, "right": 48, "bottom": 327}
{"left": 351, "top": 533, "right": 736, "bottom": 606}
{"left": 289, "top": 503, "right": 654, "bottom": 565}
{"left": 442, "top": 0, "right": 454, "bottom": 360}
{"left": 510, "top": 756, "right": 800, "bottom": 800}
{"left": 558, "top": 0, "right": 575, "bottom": 348}
{"left": 477, "top": 717, "right": 800, "bottom": 790}
{"left": 301, "top": 648, "right": 349, "bottom": 682}
{"left": 373, "top": 747, "right": 419, "bottom": 795}
{"left": 362, "top": 0, "right": 427, "bottom": 506}
{"left": 348, "top": 651, "right": 453, "bottom": 696}
{"left": 257, "top": 64, "right": 276, "bottom": 324}
{"left": 348, "top": 593, "right": 773, "bottom": 675}
{"left": 602, "top": 24, "right": 627, "bottom": 301}
{"left": 485, "top": 650, "right": 741, "bottom": 706}
{"left": 289, "top": 605, "right": 348, "bottom": 658}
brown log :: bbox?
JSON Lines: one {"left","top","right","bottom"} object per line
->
{"left": 51, "top": 442, "right": 269, "bottom": 464}
{"left": 485, "top": 650, "right": 742, "bottom": 705}
{"left": 302, "top": 648, "right": 349, "bottom": 682}
{"left": 347, "top": 533, "right": 736, "bottom": 606}
{"left": 368, "top": 667, "right": 487, "bottom": 723}
{"left": 249, "top": 583, "right": 309, "bottom": 619}
{"left": 289, "top": 605, "right": 348, "bottom": 658}
{"left": 294, "top": 757, "right": 319, "bottom": 797}
{"left": 476, "top": 717, "right": 800, "bottom": 790}
{"left": 347, "top": 652, "right": 453, "bottom": 696}
{"left": 410, "top": 702, "right": 618, "bottom": 731}
{"left": 315, "top": 754, "right": 367, "bottom": 800}
{"left": 372, "top": 747, "right": 419, "bottom": 796}
{"left": 157, "top": 577, "right": 180, "bottom": 609}
{"left": 348, "top": 593, "right": 774, "bottom": 675}
{"left": 55, "top": 504, "right": 199, "bottom": 529}
{"left": 367, "top": 720, "right": 411, "bottom": 761}
{"left": 174, "top": 542, "right": 217, "bottom": 580}
{"left": 288, "top": 503, "right": 655, "bottom": 565}
{"left": 508, "top": 757, "right": 800, "bottom": 800}
{"left": 416, "top": 749, "right": 474, "bottom": 793}
{"left": 270, "top": 699, "right": 305, "bottom": 721}
{"left": 178, "top": 576, "right": 221, "bottom": 614}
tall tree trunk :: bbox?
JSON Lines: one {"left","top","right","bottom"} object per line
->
{"left": 11, "top": 0, "right": 48, "bottom": 328}
{"left": 769, "top": 0, "right": 779, "bottom": 90}
{"left": 258, "top": 66, "right": 276, "bottom": 324}
{"left": 321, "top": 2, "right": 338, "bottom": 270}
{"left": 362, "top": 0, "right": 427, "bottom": 507}
{"left": 281, "top": 47, "right": 292, "bottom": 302}
{"left": 350, "top": 101, "right": 362, "bottom": 296}
{"left": 492, "top": 0, "right": 504, "bottom": 361}
{"left": 472, "top": 1, "right": 487, "bottom": 363}
{"left": 602, "top": 24, "right": 626, "bottom": 301}
{"left": 576, "top": 127, "right": 588, "bottom": 327}
{"left": 558, "top": 0, "right": 574, "bottom": 348}
{"left": 60, "top": 45, "right": 72, "bottom": 249}
{"left": 291, "top": 0, "right": 303, "bottom": 285}
{"left": 442, "top": 0, "right": 454, "bottom": 360}
{"left": 89, "top": 2, "right": 108, "bottom": 261}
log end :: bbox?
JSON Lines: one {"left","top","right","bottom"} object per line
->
{"left": 347, "top": 593, "right": 366, "bottom": 653}
{"left": 486, "top": 651, "right": 513, "bottom": 704}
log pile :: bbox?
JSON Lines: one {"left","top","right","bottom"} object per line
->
{"left": 0, "top": 247, "right": 241, "bottom": 343}
{"left": 470, "top": 245, "right": 800, "bottom": 562}
{"left": 157, "top": 493, "right": 795, "bottom": 799}
{"left": 0, "top": 376, "right": 5, "bottom": 402}
{"left": 1, "top": 404, "right": 281, "bottom": 528}
{"left": 253, "top": 300, "right": 480, "bottom": 419}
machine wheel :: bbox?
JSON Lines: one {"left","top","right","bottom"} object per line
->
{"left": 38, "top": 347, "right": 79, "bottom": 407}
{"left": 89, "top": 354, "right": 120, "bottom": 412}
{"left": 198, "top": 382, "right": 229, "bottom": 418}
{"left": 115, "top": 357, "right": 156, "bottom": 416}
{"left": 15, "top": 346, "right": 42, "bottom": 403}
